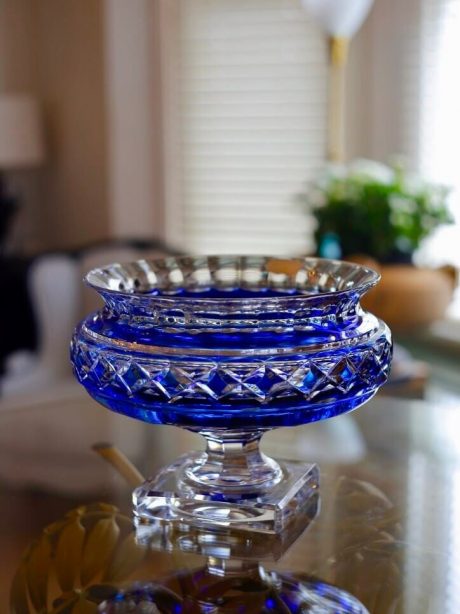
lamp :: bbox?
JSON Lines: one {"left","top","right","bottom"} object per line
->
{"left": 301, "top": 0, "right": 375, "bottom": 162}
{"left": 0, "top": 95, "right": 45, "bottom": 252}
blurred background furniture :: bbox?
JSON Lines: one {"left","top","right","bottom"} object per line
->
{"left": 0, "top": 95, "right": 45, "bottom": 254}
{"left": 0, "top": 238, "right": 178, "bottom": 494}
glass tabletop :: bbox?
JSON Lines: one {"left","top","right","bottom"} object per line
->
{"left": 4, "top": 393, "right": 460, "bottom": 612}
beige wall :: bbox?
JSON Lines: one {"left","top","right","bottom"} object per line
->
{"left": 0, "top": 0, "right": 37, "bottom": 92}
{"left": 0, "top": 0, "right": 110, "bottom": 252}
{"left": 32, "top": 0, "right": 109, "bottom": 250}
{"left": 0, "top": 0, "right": 41, "bottom": 250}
{"left": 345, "top": 17, "right": 373, "bottom": 160}
{"left": 1, "top": 0, "right": 164, "bottom": 252}
{"left": 345, "top": 0, "right": 421, "bottom": 165}
{"left": 104, "top": 0, "right": 162, "bottom": 240}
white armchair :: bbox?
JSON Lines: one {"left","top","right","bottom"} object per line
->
{"left": 2, "top": 254, "right": 80, "bottom": 397}
{"left": 0, "top": 243, "right": 172, "bottom": 494}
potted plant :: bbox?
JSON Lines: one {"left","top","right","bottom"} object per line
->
{"left": 302, "top": 159, "right": 452, "bottom": 263}
{"left": 300, "top": 159, "right": 457, "bottom": 330}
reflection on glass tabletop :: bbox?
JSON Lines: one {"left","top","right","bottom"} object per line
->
{"left": 3, "top": 394, "right": 460, "bottom": 612}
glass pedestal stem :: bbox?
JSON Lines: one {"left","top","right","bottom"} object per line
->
{"left": 182, "top": 430, "right": 283, "bottom": 497}
{"left": 133, "top": 432, "right": 319, "bottom": 533}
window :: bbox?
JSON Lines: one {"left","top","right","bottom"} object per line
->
{"left": 410, "top": 0, "right": 460, "bottom": 318}
{"left": 165, "top": 0, "right": 328, "bottom": 255}
{"left": 415, "top": 0, "right": 460, "bottom": 269}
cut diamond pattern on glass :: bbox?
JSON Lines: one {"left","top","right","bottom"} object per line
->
{"left": 116, "top": 362, "right": 151, "bottom": 394}
{"left": 72, "top": 337, "right": 390, "bottom": 407}
{"left": 89, "top": 356, "right": 117, "bottom": 389}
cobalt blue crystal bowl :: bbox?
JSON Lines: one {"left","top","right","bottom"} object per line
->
{"left": 71, "top": 256, "right": 391, "bottom": 429}
{"left": 70, "top": 256, "right": 391, "bottom": 533}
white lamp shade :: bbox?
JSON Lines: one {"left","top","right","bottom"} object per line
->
{"left": 0, "top": 95, "right": 45, "bottom": 169}
{"left": 301, "top": 0, "right": 375, "bottom": 37}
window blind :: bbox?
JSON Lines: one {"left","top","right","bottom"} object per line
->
{"left": 412, "top": 0, "right": 460, "bottom": 270}
{"left": 418, "top": 0, "right": 460, "bottom": 188}
{"left": 175, "top": 0, "right": 327, "bottom": 255}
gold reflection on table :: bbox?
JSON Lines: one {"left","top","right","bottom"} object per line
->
{"left": 11, "top": 475, "right": 402, "bottom": 613}
{"left": 11, "top": 397, "right": 460, "bottom": 612}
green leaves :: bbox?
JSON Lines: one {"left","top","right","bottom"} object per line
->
{"left": 302, "top": 162, "right": 453, "bottom": 261}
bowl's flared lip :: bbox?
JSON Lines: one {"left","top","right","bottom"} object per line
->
{"left": 84, "top": 255, "right": 380, "bottom": 304}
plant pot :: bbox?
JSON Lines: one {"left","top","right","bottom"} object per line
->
{"left": 348, "top": 255, "right": 458, "bottom": 332}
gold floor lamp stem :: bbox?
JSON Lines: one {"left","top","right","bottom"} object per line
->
{"left": 328, "top": 36, "right": 349, "bottom": 163}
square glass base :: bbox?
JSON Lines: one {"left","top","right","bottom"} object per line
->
{"left": 133, "top": 452, "right": 319, "bottom": 534}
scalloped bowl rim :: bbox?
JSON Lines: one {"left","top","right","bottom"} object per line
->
{"left": 84, "top": 255, "right": 380, "bottom": 304}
